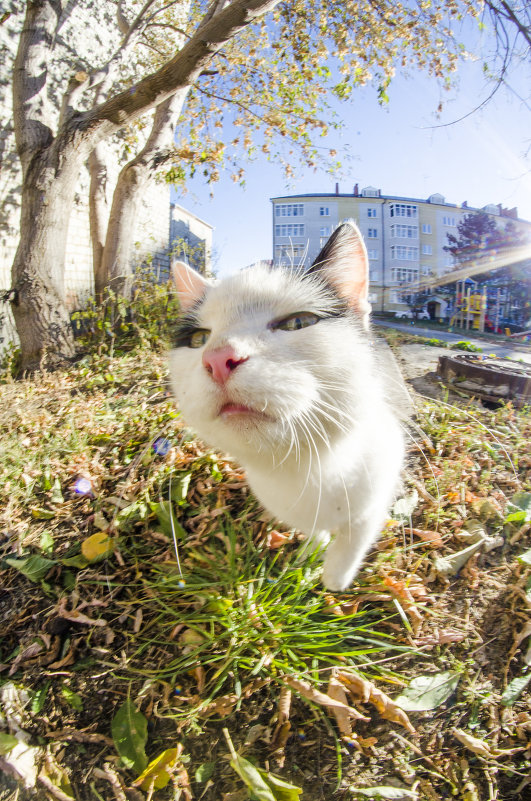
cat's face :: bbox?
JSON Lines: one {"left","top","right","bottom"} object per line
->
{"left": 169, "top": 223, "right": 372, "bottom": 460}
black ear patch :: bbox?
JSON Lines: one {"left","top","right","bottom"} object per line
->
{"left": 307, "top": 223, "right": 356, "bottom": 274}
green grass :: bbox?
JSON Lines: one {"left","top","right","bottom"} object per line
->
{"left": 1, "top": 340, "right": 530, "bottom": 801}
{"left": 122, "top": 523, "right": 408, "bottom": 713}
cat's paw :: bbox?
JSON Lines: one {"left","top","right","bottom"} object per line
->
{"left": 320, "top": 563, "right": 353, "bottom": 592}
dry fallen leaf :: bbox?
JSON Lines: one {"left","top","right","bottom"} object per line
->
{"left": 326, "top": 675, "right": 354, "bottom": 739}
{"left": 452, "top": 728, "right": 525, "bottom": 759}
{"left": 271, "top": 686, "right": 292, "bottom": 763}
{"left": 266, "top": 530, "right": 292, "bottom": 549}
{"left": 55, "top": 599, "right": 107, "bottom": 627}
{"left": 382, "top": 575, "right": 424, "bottom": 635}
{"left": 338, "top": 672, "right": 415, "bottom": 734}
{"left": 284, "top": 676, "right": 368, "bottom": 721}
{"left": 410, "top": 528, "right": 444, "bottom": 548}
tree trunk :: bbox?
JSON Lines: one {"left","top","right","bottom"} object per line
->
{"left": 102, "top": 90, "right": 189, "bottom": 296}
{"left": 11, "top": 0, "right": 282, "bottom": 369}
{"left": 11, "top": 139, "right": 85, "bottom": 370}
{"left": 88, "top": 143, "right": 111, "bottom": 301}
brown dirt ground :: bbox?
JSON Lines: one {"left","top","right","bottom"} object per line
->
{"left": 1, "top": 346, "right": 530, "bottom": 801}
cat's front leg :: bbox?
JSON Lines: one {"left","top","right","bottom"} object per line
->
{"left": 321, "top": 525, "right": 381, "bottom": 591}
{"left": 296, "top": 529, "right": 331, "bottom": 562}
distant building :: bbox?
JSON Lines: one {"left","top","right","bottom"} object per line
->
{"left": 169, "top": 204, "right": 213, "bottom": 277}
{"left": 271, "top": 185, "right": 531, "bottom": 314}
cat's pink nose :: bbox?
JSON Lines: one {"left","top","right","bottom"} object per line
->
{"left": 202, "top": 346, "right": 249, "bottom": 384}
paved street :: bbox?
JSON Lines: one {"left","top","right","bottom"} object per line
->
{"left": 373, "top": 319, "right": 531, "bottom": 364}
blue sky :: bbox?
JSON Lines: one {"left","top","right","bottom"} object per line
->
{"left": 172, "top": 42, "right": 531, "bottom": 277}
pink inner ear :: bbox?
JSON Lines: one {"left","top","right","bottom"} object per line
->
{"left": 327, "top": 227, "right": 369, "bottom": 307}
{"left": 171, "top": 261, "right": 208, "bottom": 310}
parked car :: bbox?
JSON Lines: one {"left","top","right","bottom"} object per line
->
{"left": 394, "top": 309, "right": 430, "bottom": 321}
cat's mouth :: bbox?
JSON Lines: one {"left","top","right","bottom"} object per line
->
{"left": 218, "top": 401, "right": 274, "bottom": 422}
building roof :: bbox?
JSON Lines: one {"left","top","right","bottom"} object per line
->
{"left": 171, "top": 203, "right": 214, "bottom": 230}
{"left": 270, "top": 191, "right": 529, "bottom": 224}
{"left": 271, "top": 192, "right": 458, "bottom": 207}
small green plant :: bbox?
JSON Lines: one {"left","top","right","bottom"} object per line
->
{"left": 0, "top": 342, "right": 21, "bottom": 381}
{"left": 71, "top": 271, "right": 181, "bottom": 357}
{"left": 449, "top": 340, "right": 482, "bottom": 353}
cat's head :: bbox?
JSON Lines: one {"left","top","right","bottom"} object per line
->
{"left": 168, "top": 222, "right": 374, "bottom": 460}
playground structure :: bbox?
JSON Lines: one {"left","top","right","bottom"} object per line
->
{"left": 450, "top": 282, "right": 487, "bottom": 332}
{"left": 405, "top": 242, "right": 531, "bottom": 335}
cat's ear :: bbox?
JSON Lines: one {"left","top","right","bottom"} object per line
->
{"left": 308, "top": 222, "right": 371, "bottom": 329}
{"left": 171, "top": 260, "right": 210, "bottom": 310}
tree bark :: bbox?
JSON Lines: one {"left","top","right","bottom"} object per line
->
{"left": 102, "top": 89, "right": 189, "bottom": 296}
{"left": 11, "top": 0, "right": 81, "bottom": 369}
{"left": 88, "top": 142, "right": 111, "bottom": 301}
{"left": 11, "top": 137, "right": 87, "bottom": 369}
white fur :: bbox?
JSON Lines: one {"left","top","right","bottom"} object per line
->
{"left": 169, "top": 232, "right": 404, "bottom": 590}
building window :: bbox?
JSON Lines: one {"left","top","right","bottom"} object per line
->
{"left": 320, "top": 226, "right": 331, "bottom": 237}
{"left": 367, "top": 228, "right": 378, "bottom": 238}
{"left": 367, "top": 208, "right": 377, "bottom": 218}
{"left": 391, "top": 267, "right": 419, "bottom": 283}
{"left": 390, "top": 224, "right": 417, "bottom": 239}
{"left": 275, "top": 224, "right": 305, "bottom": 237}
{"left": 391, "top": 245, "right": 418, "bottom": 260}
{"left": 275, "top": 244, "right": 306, "bottom": 261}
{"left": 368, "top": 249, "right": 379, "bottom": 260}
{"left": 422, "top": 244, "right": 432, "bottom": 255}
{"left": 389, "top": 203, "right": 418, "bottom": 219}
{"left": 319, "top": 207, "right": 329, "bottom": 216}
{"left": 421, "top": 266, "right": 431, "bottom": 276}
{"left": 422, "top": 223, "right": 432, "bottom": 234}
{"left": 443, "top": 215, "right": 456, "bottom": 226}
{"left": 369, "top": 270, "right": 379, "bottom": 282}
{"left": 275, "top": 203, "right": 304, "bottom": 217}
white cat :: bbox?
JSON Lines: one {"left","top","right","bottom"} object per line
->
{"left": 168, "top": 222, "right": 404, "bottom": 590}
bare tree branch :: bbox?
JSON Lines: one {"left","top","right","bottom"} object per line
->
{"left": 484, "top": 0, "right": 531, "bottom": 49}
{"left": 77, "top": 0, "right": 281, "bottom": 146}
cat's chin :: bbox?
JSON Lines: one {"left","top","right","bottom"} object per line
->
{"left": 218, "top": 401, "right": 274, "bottom": 424}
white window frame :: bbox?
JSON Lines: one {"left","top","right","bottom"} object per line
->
{"left": 390, "top": 224, "right": 418, "bottom": 239}
{"left": 391, "top": 267, "right": 419, "bottom": 283}
{"left": 391, "top": 245, "right": 418, "bottom": 260}
{"left": 275, "top": 223, "right": 305, "bottom": 237}
{"left": 275, "top": 244, "right": 306, "bottom": 261}
{"left": 389, "top": 203, "right": 418, "bottom": 219}
{"left": 275, "top": 203, "right": 304, "bottom": 218}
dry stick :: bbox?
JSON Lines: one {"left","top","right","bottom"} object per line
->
{"left": 38, "top": 774, "right": 78, "bottom": 801}
{"left": 92, "top": 764, "right": 128, "bottom": 801}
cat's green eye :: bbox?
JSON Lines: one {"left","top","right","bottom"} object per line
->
{"left": 272, "top": 312, "right": 320, "bottom": 332}
{"left": 188, "top": 329, "right": 210, "bottom": 348}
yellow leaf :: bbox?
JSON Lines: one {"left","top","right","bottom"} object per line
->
{"left": 81, "top": 532, "right": 115, "bottom": 562}
{"left": 133, "top": 746, "right": 182, "bottom": 790}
